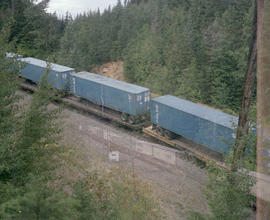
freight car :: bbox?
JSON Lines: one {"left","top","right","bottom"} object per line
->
{"left": 6, "top": 52, "right": 23, "bottom": 58}
{"left": 70, "top": 71, "right": 151, "bottom": 124}
{"left": 150, "top": 95, "right": 238, "bottom": 153}
{"left": 12, "top": 54, "right": 242, "bottom": 158}
{"left": 18, "top": 57, "right": 75, "bottom": 90}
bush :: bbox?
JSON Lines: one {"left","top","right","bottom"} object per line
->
{"left": 188, "top": 164, "right": 255, "bottom": 220}
{"left": 73, "top": 168, "right": 162, "bottom": 220}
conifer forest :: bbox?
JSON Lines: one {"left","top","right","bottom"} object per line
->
{"left": 1, "top": 0, "right": 269, "bottom": 219}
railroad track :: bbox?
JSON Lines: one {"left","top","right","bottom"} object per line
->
{"left": 20, "top": 81, "right": 148, "bottom": 131}
{"left": 20, "top": 81, "right": 270, "bottom": 202}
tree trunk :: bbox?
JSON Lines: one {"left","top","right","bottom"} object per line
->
{"left": 231, "top": 1, "right": 257, "bottom": 172}
{"left": 257, "top": 0, "right": 270, "bottom": 218}
{"left": 11, "top": 0, "right": 14, "bottom": 17}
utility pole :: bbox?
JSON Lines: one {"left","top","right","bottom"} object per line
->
{"left": 256, "top": 0, "right": 270, "bottom": 219}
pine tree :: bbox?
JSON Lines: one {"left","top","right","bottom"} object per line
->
{"left": 12, "top": 68, "right": 63, "bottom": 184}
{"left": 0, "top": 30, "right": 21, "bottom": 182}
{"left": 0, "top": 179, "right": 79, "bottom": 220}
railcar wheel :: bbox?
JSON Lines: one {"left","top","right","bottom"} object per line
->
{"left": 156, "top": 126, "right": 164, "bottom": 136}
{"left": 164, "top": 130, "right": 175, "bottom": 140}
{"left": 56, "top": 90, "right": 68, "bottom": 98}
{"left": 128, "top": 115, "right": 137, "bottom": 124}
{"left": 121, "top": 113, "right": 128, "bottom": 122}
{"left": 141, "top": 113, "right": 148, "bottom": 122}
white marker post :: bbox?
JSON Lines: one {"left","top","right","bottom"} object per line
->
{"left": 109, "top": 151, "right": 120, "bottom": 162}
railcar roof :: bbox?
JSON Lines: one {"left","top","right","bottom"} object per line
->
{"left": 152, "top": 95, "right": 238, "bottom": 129}
{"left": 71, "top": 71, "right": 149, "bottom": 94}
{"left": 19, "top": 57, "right": 74, "bottom": 72}
{"left": 6, "top": 52, "right": 23, "bottom": 58}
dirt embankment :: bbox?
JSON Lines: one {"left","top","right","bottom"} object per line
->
{"left": 92, "top": 61, "right": 125, "bottom": 81}
{"left": 92, "top": 61, "right": 161, "bottom": 98}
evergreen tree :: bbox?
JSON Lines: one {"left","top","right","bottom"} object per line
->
{"left": 0, "top": 180, "right": 79, "bottom": 220}
{"left": 12, "top": 69, "right": 63, "bottom": 184}
{"left": 0, "top": 35, "right": 20, "bottom": 183}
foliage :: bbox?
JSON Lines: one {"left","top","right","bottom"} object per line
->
{"left": 0, "top": 36, "right": 162, "bottom": 219}
{"left": 53, "top": 0, "right": 255, "bottom": 112}
{"left": 0, "top": 39, "right": 21, "bottom": 183}
{"left": 188, "top": 107, "right": 257, "bottom": 220}
{"left": 73, "top": 168, "right": 162, "bottom": 220}
{"left": 0, "top": 45, "right": 68, "bottom": 218}
{"left": 188, "top": 164, "right": 255, "bottom": 220}
{"left": 1, "top": 0, "right": 256, "bottom": 112}
{"left": 206, "top": 165, "right": 254, "bottom": 220}
{"left": 0, "top": 66, "right": 63, "bottom": 186}
{"left": 0, "top": 0, "right": 67, "bottom": 59}
{"left": 56, "top": 1, "right": 154, "bottom": 71}
{"left": 0, "top": 179, "right": 79, "bottom": 220}
{"left": 0, "top": 1, "right": 258, "bottom": 219}
{"left": 226, "top": 104, "right": 257, "bottom": 171}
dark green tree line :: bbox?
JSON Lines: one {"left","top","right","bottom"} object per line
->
{"left": 55, "top": 0, "right": 255, "bottom": 112}
{"left": 1, "top": 0, "right": 256, "bottom": 112}
{"left": 0, "top": 0, "right": 67, "bottom": 59}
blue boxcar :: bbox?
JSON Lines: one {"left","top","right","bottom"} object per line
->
{"left": 151, "top": 95, "right": 238, "bottom": 153}
{"left": 19, "top": 57, "right": 75, "bottom": 90}
{"left": 70, "top": 72, "right": 151, "bottom": 116}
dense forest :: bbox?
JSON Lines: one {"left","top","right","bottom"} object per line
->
{"left": 0, "top": 1, "right": 163, "bottom": 219}
{"left": 58, "top": 0, "right": 255, "bottom": 112}
{"left": 0, "top": 0, "right": 262, "bottom": 219}
{"left": 1, "top": 0, "right": 255, "bottom": 112}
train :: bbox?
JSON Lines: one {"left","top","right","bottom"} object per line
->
{"left": 19, "top": 57, "right": 75, "bottom": 90}
{"left": 70, "top": 71, "right": 151, "bottom": 124}
{"left": 151, "top": 95, "right": 237, "bottom": 153}
{"left": 12, "top": 55, "right": 239, "bottom": 156}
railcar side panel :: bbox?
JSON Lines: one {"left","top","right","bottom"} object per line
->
{"left": 70, "top": 72, "right": 150, "bottom": 116}
{"left": 151, "top": 95, "right": 238, "bottom": 153}
{"left": 19, "top": 57, "right": 74, "bottom": 90}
